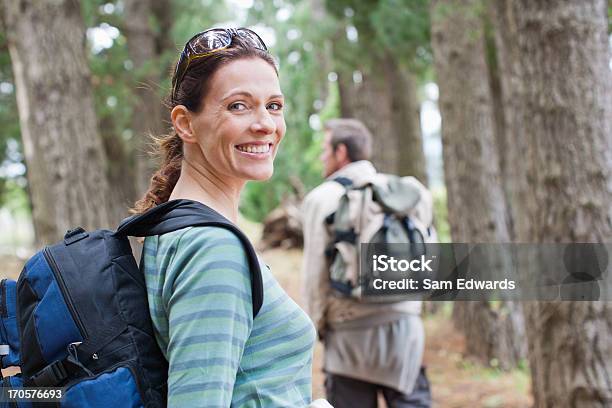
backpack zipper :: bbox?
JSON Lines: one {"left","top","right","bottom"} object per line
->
{"left": 42, "top": 248, "right": 88, "bottom": 339}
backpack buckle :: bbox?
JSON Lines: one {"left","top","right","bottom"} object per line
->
{"left": 64, "top": 227, "right": 89, "bottom": 245}
{"left": 29, "top": 360, "right": 68, "bottom": 386}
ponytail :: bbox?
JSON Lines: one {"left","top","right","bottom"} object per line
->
{"left": 131, "top": 133, "right": 183, "bottom": 214}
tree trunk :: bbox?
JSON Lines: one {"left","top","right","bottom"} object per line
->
{"left": 508, "top": 0, "right": 612, "bottom": 405}
{"left": 100, "top": 115, "right": 136, "bottom": 222}
{"left": 390, "top": 69, "right": 427, "bottom": 182}
{"left": 124, "top": 0, "right": 169, "bottom": 196}
{"left": 431, "top": 0, "right": 525, "bottom": 370}
{"left": 334, "top": 42, "right": 427, "bottom": 181}
{"left": 1, "top": 0, "right": 112, "bottom": 245}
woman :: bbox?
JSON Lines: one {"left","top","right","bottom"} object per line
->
{"left": 132, "top": 28, "right": 319, "bottom": 407}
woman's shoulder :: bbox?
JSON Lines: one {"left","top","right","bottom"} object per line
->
{"left": 146, "top": 226, "right": 252, "bottom": 278}
{"left": 157, "top": 225, "right": 246, "bottom": 255}
{"left": 160, "top": 224, "right": 243, "bottom": 243}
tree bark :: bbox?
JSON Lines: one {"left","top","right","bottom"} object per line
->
{"left": 124, "top": 0, "right": 169, "bottom": 197}
{"left": 491, "top": 0, "right": 527, "bottom": 242}
{"left": 508, "top": 0, "right": 612, "bottom": 405}
{"left": 431, "top": 0, "right": 525, "bottom": 370}
{"left": 1, "top": 0, "right": 112, "bottom": 245}
{"left": 99, "top": 115, "right": 136, "bottom": 222}
{"left": 391, "top": 69, "right": 427, "bottom": 182}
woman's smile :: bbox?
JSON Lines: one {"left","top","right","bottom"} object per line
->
{"left": 235, "top": 141, "right": 274, "bottom": 159}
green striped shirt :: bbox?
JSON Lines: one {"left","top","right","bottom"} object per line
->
{"left": 143, "top": 226, "right": 316, "bottom": 407}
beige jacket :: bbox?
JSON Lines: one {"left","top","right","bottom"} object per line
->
{"left": 301, "top": 161, "right": 421, "bottom": 335}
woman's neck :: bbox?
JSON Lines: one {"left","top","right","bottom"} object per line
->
{"left": 169, "top": 158, "right": 244, "bottom": 224}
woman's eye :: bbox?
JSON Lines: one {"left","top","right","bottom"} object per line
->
{"left": 267, "top": 102, "right": 283, "bottom": 111}
{"left": 229, "top": 102, "right": 247, "bottom": 111}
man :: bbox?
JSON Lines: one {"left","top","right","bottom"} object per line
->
{"left": 301, "top": 119, "right": 431, "bottom": 408}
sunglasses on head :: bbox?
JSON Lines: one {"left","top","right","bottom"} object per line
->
{"left": 171, "top": 27, "right": 268, "bottom": 101}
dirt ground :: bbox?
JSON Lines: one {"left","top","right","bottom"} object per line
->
{"left": 1, "top": 243, "right": 532, "bottom": 407}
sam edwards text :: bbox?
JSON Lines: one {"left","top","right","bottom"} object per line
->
{"left": 372, "top": 278, "right": 516, "bottom": 291}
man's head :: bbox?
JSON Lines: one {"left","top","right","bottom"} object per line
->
{"left": 320, "top": 119, "right": 373, "bottom": 177}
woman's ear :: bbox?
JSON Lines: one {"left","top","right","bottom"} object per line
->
{"left": 171, "top": 105, "right": 197, "bottom": 144}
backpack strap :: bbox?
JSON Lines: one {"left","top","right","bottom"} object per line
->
{"left": 115, "top": 199, "right": 264, "bottom": 317}
{"left": 324, "top": 177, "right": 354, "bottom": 227}
{"left": 332, "top": 176, "right": 353, "bottom": 188}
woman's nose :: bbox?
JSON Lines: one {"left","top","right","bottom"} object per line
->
{"left": 250, "top": 108, "right": 276, "bottom": 134}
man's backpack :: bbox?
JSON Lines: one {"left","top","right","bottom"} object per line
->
{"left": 0, "top": 199, "right": 263, "bottom": 407}
{"left": 325, "top": 175, "right": 436, "bottom": 302}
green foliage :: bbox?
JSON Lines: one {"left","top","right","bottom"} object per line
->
{"left": 370, "top": 0, "right": 432, "bottom": 73}
{"left": 325, "top": 0, "right": 432, "bottom": 75}
{"left": 1, "top": 179, "right": 30, "bottom": 217}
{"left": 172, "top": 0, "right": 234, "bottom": 45}
{"left": 0, "top": 31, "right": 26, "bottom": 209}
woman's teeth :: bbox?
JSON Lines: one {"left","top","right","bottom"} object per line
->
{"left": 236, "top": 144, "right": 271, "bottom": 153}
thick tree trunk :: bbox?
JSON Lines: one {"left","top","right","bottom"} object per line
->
{"left": 1, "top": 0, "right": 112, "bottom": 245}
{"left": 508, "top": 1, "right": 612, "bottom": 406}
{"left": 124, "top": 0, "right": 169, "bottom": 196}
{"left": 335, "top": 49, "right": 426, "bottom": 181}
{"left": 431, "top": 0, "right": 525, "bottom": 370}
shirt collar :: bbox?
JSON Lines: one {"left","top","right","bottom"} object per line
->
{"left": 326, "top": 160, "right": 377, "bottom": 182}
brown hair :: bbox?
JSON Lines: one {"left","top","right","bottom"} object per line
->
{"left": 132, "top": 35, "right": 278, "bottom": 214}
{"left": 324, "top": 118, "right": 373, "bottom": 162}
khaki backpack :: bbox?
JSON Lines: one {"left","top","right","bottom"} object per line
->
{"left": 324, "top": 175, "right": 436, "bottom": 302}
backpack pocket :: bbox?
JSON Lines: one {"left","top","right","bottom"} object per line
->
{"left": 17, "top": 250, "right": 84, "bottom": 377}
{"left": 0, "top": 279, "right": 20, "bottom": 368}
{"left": 62, "top": 363, "right": 145, "bottom": 408}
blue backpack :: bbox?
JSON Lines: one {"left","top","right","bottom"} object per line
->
{"left": 0, "top": 199, "right": 264, "bottom": 407}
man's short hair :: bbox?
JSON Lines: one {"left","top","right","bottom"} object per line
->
{"left": 324, "top": 118, "right": 372, "bottom": 162}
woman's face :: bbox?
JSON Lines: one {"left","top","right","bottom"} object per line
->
{"left": 188, "top": 57, "right": 285, "bottom": 184}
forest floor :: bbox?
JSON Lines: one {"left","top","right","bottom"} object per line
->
{"left": 1, "top": 219, "right": 533, "bottom": 407}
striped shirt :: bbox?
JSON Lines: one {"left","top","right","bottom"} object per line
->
{"left": 143, "top": 226, "right": 316, "bottom": 407}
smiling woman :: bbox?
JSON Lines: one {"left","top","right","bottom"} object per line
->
{"left": 131, "top": 28, "right": 320, "bottom": 408}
